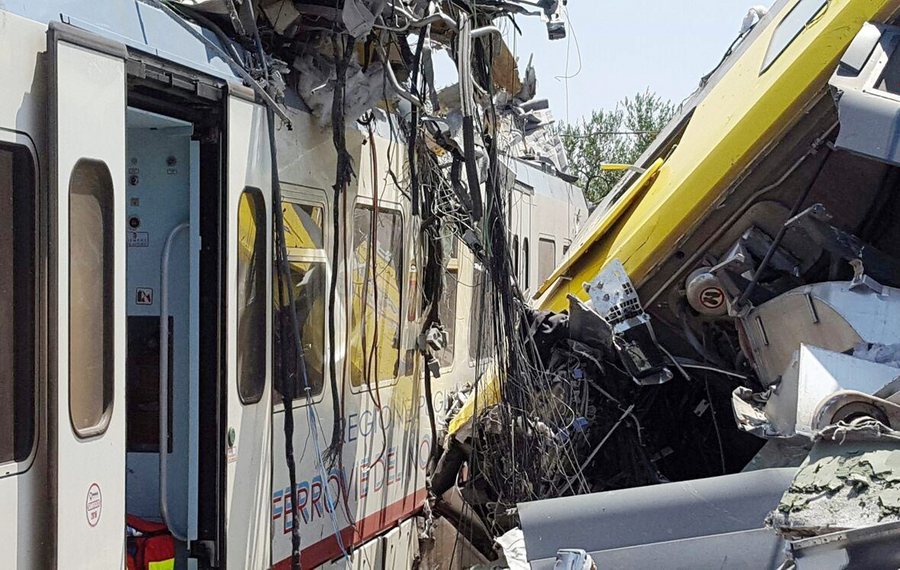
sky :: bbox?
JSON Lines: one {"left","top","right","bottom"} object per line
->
{"left": 510, "top": 0, "right": 772, "bottom": 125}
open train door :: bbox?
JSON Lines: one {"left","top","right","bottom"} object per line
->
{"left": 47, "top": 24, "right": 127, "bottom": 568}
{"left": 224, "top": 90, "right": 273, "bottom": 569}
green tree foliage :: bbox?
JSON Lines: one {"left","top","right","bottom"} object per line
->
{"left": 560, "top": 90, "right": 676, "bottom": 204}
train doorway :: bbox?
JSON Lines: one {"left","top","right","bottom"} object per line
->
{"left": 124, "top": 107, "right": 201, "bottom": 564}
{"left": 47, "top": 18, "right": 272, "bottom": 570}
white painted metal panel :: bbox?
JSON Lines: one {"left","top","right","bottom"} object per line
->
{"left": 225, "top": 94, "right": 272, "bottom": 569}
{"left": 383, "top": 518, "right": 419, "bottom": 569}
{"left": 50, "top": 36, "right": 127, "bottom": 568}
{"left": 322, "top": 534, "right": 383, "bottom": 570}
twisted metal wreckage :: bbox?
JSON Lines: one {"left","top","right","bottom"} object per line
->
{"left": 456, "top": 2, "right": 900, "bottom": 568}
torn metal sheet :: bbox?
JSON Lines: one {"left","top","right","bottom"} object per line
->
{"left": 260, "top": 0, "right": 302, "bottom": 35}
{"left": 854, "top": 341, "right": 900, "bottom": 369}
{"left": 292, "top": 50, "right": 386, "bottom": 127}
{"left": 169, "top": 0, "right": 231, "bottom": 14}
{"left": 788, "top": 520, "right": 900, "bottom": 569}
{"left": 775, "top": 345, "right": 900, "bottom": 437}
{"left": 586, "top": 260, "right": 672, "bottom": 385}
{"left": 739, "top": 281, "right": 900, "bottom": 387}
{"left": 342, "top": 0, "right": 386, "bottom": 37}
{"left": 494, "top": 528, "right": 528, "bottom": 570}
{"left": 733, "top": 385, "right": 779, "bottom": 438}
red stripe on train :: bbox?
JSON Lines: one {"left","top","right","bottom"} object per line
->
{"left": 273, "top": 488, "right": 428, "bottom": 569}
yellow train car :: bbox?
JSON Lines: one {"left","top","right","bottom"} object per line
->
{"left": 537, "top": 0, "right": 900, "bottom": 313}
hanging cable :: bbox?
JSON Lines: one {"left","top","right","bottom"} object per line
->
{"left": 324, "top": 33, "right": 356, "bottom": 469}
{"left": 246, "top": 0, "right": 349, "bottom": 559}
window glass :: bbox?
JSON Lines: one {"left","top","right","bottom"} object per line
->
{"left": 349, "top": 206, "right": 404, "bottom": 387}
{"left": 512, "top": 235, "right": 520, "bottom": 278}
{"left": 274, "top": 262, "right": 326, "bottom": 400}
{"left": 538, "top": 237, "right": 556, "bottom": 285}
{"left": 522, "top": 238, "right": 530, "bottom": 290}
{"left": 274, "top": 202, "right": 327, "bottom": 402}
{"left": 69, "top": 159, "right": 114, "bottom": 436}
{"left": 237, "top": 189, "right": 267, "bottom": 404}
{"left": 0, "top": 144, "right": 36, "bottom": 462}
{"left": 762, "top": 0, "right": 827, "bottom": 71}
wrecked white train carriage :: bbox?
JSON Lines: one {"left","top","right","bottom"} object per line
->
{"left": 0, "top": 1, "right": 584, "bottom": 569}
{"left": 501, "top": 0, "right": 900, "bottom": 568}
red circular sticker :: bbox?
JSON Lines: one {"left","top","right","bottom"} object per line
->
{"left": 699, "top": 286, "right": 725, "bottom": 310}
{"left": 86, "top": 483, "right": 102, "bottom": 527}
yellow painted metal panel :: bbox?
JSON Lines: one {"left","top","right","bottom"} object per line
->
{"left": 535, "top": 158, "right": 664, "bottom": 298}
{"left": 447, "top": 363, "right": 501, "bottom": 436}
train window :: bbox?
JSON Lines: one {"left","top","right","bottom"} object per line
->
{"left": 523, "top": 237, "right": 530, "bottom": 290}
{"left": 69, "top": 159, "right": 114, "bottom": 437}
{"left": 761, "top": 0, "right": 827, "bottom": 72}
{"left": 538, "top": 237, "right": 556, "bottom": 286}
{"left": 0, "top": 143, "right": 36, "bottom": 464}
{"left": 274, "top": 202, "right": 326, "bottom": 402}
{"left": 512, "top": 235, "right": 520, "bottom": 279}
{"left": 437, "top": 238, "right": 459, "bottom": 368}
{"left": 468, "top": 264, "right": 496, "bottom": 361}
{"left": 237, "top": 188, "right": 267, "bottom": 405}
{"left": 350, "top": 205, "right": 404, "bottom": 388}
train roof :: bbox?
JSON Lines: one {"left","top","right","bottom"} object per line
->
{"left": 4, "top": 0, "right": 241, "bottom": 82}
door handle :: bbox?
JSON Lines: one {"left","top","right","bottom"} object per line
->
{"left": 160, "top": 222, "right": 189, "bottom": 541}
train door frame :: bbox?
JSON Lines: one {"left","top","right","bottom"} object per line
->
{"left": 223, "top": 89, "right": 274, "bottom": 570}
{"left": 46, "top": 23, "right": 235, "bottom": 566}
{"left": 127, "top": 47, "right": 279, "bottom": 569}
{"left": 126, "top": 52, "right": 232, "bottom": 567}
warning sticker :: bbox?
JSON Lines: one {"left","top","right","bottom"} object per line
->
{"left": 127, "top": 231, "right": 149, "bottom": 248}
{"left": 86, "top": 483, "right": 102, "bottom": 527}
{"left": 136, "top": 288, "right": 154, "bottom": 306}
{"left": 699, "top": 286, "right": 725, "bottom": 310}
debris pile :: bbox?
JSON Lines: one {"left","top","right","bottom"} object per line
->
{"left": 433, "top": 292, "right": 762, "bottom": 538}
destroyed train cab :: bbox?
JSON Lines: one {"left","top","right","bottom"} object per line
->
{"left": 505, "top": 0, "right": 900, "bottom": 567}
{"left": 0, "top": 1, "right": 586, "bottom": 569}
